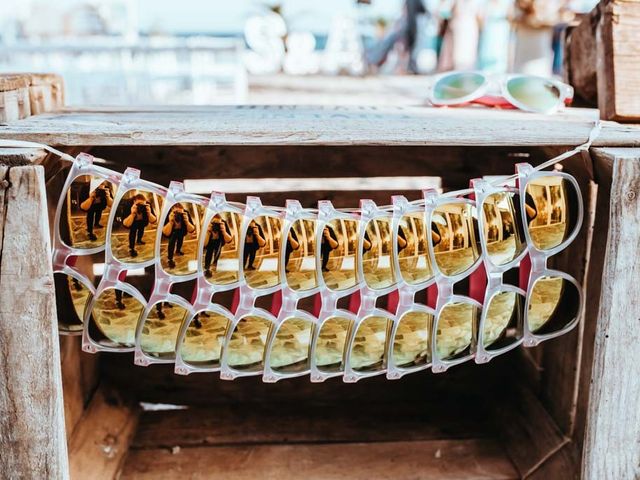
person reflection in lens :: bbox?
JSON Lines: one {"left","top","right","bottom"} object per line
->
{"left": 397, "top": 226, "right": 408, "bottom": 252}
{"left": 321, "top": 225, "right": 338, "bottom": 272}
{"left": 80, "top": 182, "right": 113, "bottom": 242}
{"left": 244, "top": 220, "right": 266, "bottom": 270}
{"left": 204, "top": 214, "right": 233, "bottom": 278}
{"left": 525, "top": 192, "right": 538, "bottom": 221}
{"left": 431, "top": 222, "right": 442, "bottom": 246}
{"left": 123, "top": 194, "right": 157, "bottom": 258}
{"left": 285, "top": 228, "right": 300, "bottom": 273}
{"left": 162, "top": 204, "right": 195, "bottom": 270}
{"left": 363, "top": 231, "right": 372, "bottom": 253}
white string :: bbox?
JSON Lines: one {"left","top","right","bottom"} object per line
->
{"left": 0, "top": 139, "right": 76, "bottom": 163}
{"left": 0, "top": 119, "right": 601, "bottom": 211}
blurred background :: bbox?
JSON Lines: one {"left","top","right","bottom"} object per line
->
{"left": 0, "top": 0, "right": 598, "bottom": 106}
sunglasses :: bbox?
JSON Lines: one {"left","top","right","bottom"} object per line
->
{"left": 262, "top": 200, "right": 320, "bottom": 382}
{"left": 516, "top": 163, "right": 584, "bottom": 346}
{"left": 174, "top": 192, "right": 244, "bottom": 375}
{"left": 81, "top": 167, "right": 168, "bottom": 353}
{"left": 429, "top": 72, "right": 574, "bottom": 114}
{"left": 309, "top": 201, "right": 362, "bottom": 382}
{"left": 52, "top": 154, "right": 586, "bottom": 380}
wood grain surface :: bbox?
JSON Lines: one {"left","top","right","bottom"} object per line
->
{"left": 2, "top": 105, "right": 636, "bottom": 147}
{"left": 0, "top": 164, "right": 69, "bottom": 479}
{"left": 582, "top": 148, "right": 640, "bottom": 479}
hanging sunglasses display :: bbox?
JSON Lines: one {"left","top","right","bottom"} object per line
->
{"left": 38, "top": 121, "right": 600, "bottom": 382}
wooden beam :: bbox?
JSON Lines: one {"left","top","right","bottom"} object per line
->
{"left": 0, "top": 164, "right": 69, "bottom": 479}
{"left": 120, "top": 439, "right": 517, "bottom": 480}
{"left": 133, "top": 400, "right": 491, "bottom": 450}
{"left": 582, "top": 148, "right": 640, "bottom": 479}
{"left": 0, "top": 106, "right": 634, "bottom": 147}
{"left": 597, "top": 0, "right": 640, "bottom": 122}
{"left": 68, "top": 383, "right": 140, "bottom": 480}
{"left": 492, "top": 385, "right": 573, "bottom": 478}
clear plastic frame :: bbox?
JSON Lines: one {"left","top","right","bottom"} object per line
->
{"left": 262, "top": 200, "right": 320, "bottom": 382}
{"left": 343, "top": 200, "right": 396, "bottom": 383}
{"left": 174, "top": 192, "right": 244, "bottom": 375}
{"left": 82, "top": 167, "right": 167, "bottom": 354}
{"left": 52, "top": 153, "right": 122, "bottom": 336}
{"left": 218, "top": 197, "right": 285, "bottom": 380}
{"left": 424, "top": 189, "right": 483, "bottom": 373}
{"left": 517, "top": 163, "right": 584, "bottom": 346}
{"left": 309, "top": 200, "right": 362, "bottom": 382}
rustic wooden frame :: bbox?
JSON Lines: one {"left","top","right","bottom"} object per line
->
{"left": 0, "top": 104, "right": 639, "bottom": 479}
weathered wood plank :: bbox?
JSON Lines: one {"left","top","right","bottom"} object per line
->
{"left": 582, "top": 149, "right": 640, "bottom": 479}
{"left": 537, "top": 150, "right": 596, "bottom": 435}
{"left": 121, "top": 439, "right": 518, "bottom": 480}
{"left": 564, "top": 12, "right": 599, "bottom": 107}
{"left": 60, "top": 336, "right": 101, "bottom": 442}
{"left": 87, "top": 145, "right": 558, "bottom": 192}
{"left": 492, "top": 385, "right": 571, "bottom": 478}
{"left": 68, "top": 383, "right": 139, "bottom": 480}
{"left": 597, "top": 0, "right": 640, "bottom": 122}
{"left": 133, "top": 400, "right": 491, "bottom": 450}
{"left": 1, "top": 106, "right": 636, "bottom": 147}
{"left": 0, "top": 165, "right": 69, "bottom": 479}
{"left": 101, "top": 353, "right": 504, "bottom": 407}
{"left": 572, "top": 148, "right": 613, "bottom": 460}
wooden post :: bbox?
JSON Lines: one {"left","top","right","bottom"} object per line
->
{"left": 0, "top": 154, "right": 69, "bottom": 479}
{"left": 582, "top": 148, "right": 640, "bottom": 479}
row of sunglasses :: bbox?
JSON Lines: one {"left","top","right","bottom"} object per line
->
{"left": 53, "top": 154, "right": 583, "bottom": 382}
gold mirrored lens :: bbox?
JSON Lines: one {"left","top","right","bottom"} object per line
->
{"left": 243, "top": 216, "right": 282, "bottom": 289}
{"left": 60, "top": 175, "right": 116, "bottom": 249}
{"left": 349, "top": 315, "right": 391, "bottom": 372}
{"left": 227, "top": 315, "right": 273, "bottom": 371}
{"left": 285, "top": 219, "right": 318, "bottom": 291}
{"left": 525, "top": 176, "right": 573, "bottom": 251}
{"left": 90, "top": 288, "right": 144, "bottom": 347}
{"left": 431, "top": 203, "right": 480, "bottom": 276}
{"left": 140, "top": 301, "right": 189, "bottom": 359}
{"left": 160, "top": 202, "right": 204, "bottom": 276}
{"left": 482, "top": 192, "right": 525, "bottom": 266}
{"left": 315, "top": 317, "right": 352, "bottom": 372}
{"left": 110, "top": 189, "right": 164, "bottom": 263}
{"left": 321, "top": 219, "right": 359, "bottom": 291}
{"left": 180, "top": 311, "right": 230, "bottom": 367}
{"left": 483, "top": 291, "right": 522, "bottom": 350}
{"left": 54, "top": 273, "right": 92, "bottom": 333}
{"left": 398, "top": 213, "right": 434, "bottom": 285}
{"left": 203, "top": 211, "right": 243, "bottom": 285}
{"left": 393, "top": 311, "right": 433, "bottom": 368}
{"left": 269, "top": 317, "right": 313, "bottom": 373}
{"left": 528, "top": 276, "right": 580, "bottom": 334}
{"left": 363, "top": 218, "right": 396, "bottom": 290}
{"left": 436, "top": 302, "right": 478, "bottom": 360}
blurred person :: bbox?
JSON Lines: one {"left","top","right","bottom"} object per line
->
{"left": 478, "top": 0, "right": 512, "bottom": 73}
{"left": 510, "top": 0, "right": 574, "bottom": 76}
{"left": 437, "top": 0, "right": 483, "bottom": 71}
{"left": 366, "top": 0, "right": 427, "bottom": 74}
{"left": 162, "top": 204, "right": 195, "bottom": 269}
{"left": 244, "top": 220, "right": 266, "bottom": 270}
{"left": 80, "top": 181, "right": 113, "bottom": 242}
{"left": 123, "top": 194, "right": 157, "bottom": 258}
{"left": 203, "top": 214, "right": 233, "bottom": 278}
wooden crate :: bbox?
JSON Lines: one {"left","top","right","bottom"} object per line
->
{"left": 1, "top": 105, "right": 639, "bottom": 480}
{"left": 564, "top": 0, "right": 640, "bottom": 121}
